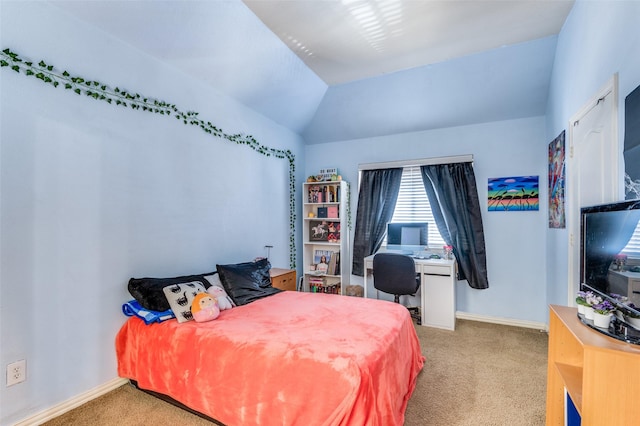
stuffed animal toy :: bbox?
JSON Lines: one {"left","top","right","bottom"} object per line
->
{"left": 191, "top": 293, "right": 220, "bottom": 322}
{"left": 207, "top": 285, "right": 235, "bottom": 310}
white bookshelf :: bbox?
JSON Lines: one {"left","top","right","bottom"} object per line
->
{"left": 302, "top": 180, "right": 350, "bottom": 294}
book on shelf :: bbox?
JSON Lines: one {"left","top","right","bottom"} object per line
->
{"left": 308, "top": 275, "right": 341, "bottom": 294}
{"left": 313, "top": 249, "right": 332, "bottom": 273}
{"left": 311, "top": 249, "right": 340, "bottom": 276}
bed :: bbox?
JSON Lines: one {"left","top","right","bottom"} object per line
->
{"left": 116, "top": 290, "right": 425, "bottom": 425}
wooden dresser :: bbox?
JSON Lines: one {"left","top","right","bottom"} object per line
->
{"left": 546, "top": 304, "right": 640, "bottom": 425}
{"left": 270, "top": 268, "right": 297, "bottom": 291}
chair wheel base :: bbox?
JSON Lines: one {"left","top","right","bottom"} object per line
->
{"left": 408, "top": 307, "right": 421, "bottom": 325}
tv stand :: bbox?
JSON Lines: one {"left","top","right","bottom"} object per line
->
{"left": 546, "top": 305, "right": 640, "bottom": 425}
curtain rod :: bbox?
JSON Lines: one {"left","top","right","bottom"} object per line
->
{"left": 358, "top": 154, "right": 473, "bottom": 171}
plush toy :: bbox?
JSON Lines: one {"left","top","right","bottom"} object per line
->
{"left": 191, "top": 293, "right": 220, "bottom": 322}
{"left": 207, "top": 285, "right": 235, "bottom": 310}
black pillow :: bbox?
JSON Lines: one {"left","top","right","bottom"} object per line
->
{"left": 216, "top": 258, "right": 281, "bottom": 306}
{"left": 128, "top": 272, "right": 213, "bottom": 312}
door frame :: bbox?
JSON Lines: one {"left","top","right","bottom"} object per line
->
{"left": 566, "top": 74, "right": 619, "bottom": 306}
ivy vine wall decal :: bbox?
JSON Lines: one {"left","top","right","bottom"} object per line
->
{"left": 1, "top": 48, "right": 297, "bottom": 268}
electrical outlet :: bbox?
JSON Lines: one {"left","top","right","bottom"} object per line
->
{"left": 6, "top": 359, "right": 26, "bottom": 386}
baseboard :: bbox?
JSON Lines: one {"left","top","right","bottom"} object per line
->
{"left": 456, "top": 311, "right": 548, "bottom": 332}
{"left": 13, "top": 377, "right": 128, "bottom": 426}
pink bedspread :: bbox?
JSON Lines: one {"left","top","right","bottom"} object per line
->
{"left": 116, "top": 291, "right": 424, "bottom": 425}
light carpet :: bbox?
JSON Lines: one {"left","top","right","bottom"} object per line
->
{"left": 43, "top": 319, "right": 548, "bottom": 425}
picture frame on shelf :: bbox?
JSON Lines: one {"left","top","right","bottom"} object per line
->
{"left": 309, "top": 220, "right": 329, "bottom": 241}
{"left": 314, "top": 249, "right": 332, "bottom": 273}
{"left": 326, "top": 222, "right": 340, "bottom": 243}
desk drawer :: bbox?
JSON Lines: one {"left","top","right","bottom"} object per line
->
{"left": 423, "top": 265, "right": 451, "bottom": 276}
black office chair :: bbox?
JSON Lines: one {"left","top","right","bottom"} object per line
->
{"left": 373, "top": 253, "right": 421, "bottom": 324}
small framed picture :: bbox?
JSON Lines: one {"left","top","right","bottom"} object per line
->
{"left": 309, "top": 220, "right": 329, "bottom": 241}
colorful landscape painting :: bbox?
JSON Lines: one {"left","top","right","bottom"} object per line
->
{"left": 488, "top": 176, "right": 539, "bottom": 211}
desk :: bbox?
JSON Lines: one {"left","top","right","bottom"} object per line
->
{"left": 608, "top": 269, "right": 640, "bottom": 305}
{"left": 364, "top": 252, "right": 457, "bottom": 330}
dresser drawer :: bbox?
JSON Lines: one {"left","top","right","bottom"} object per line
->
{"left": 270, "top": 268, "right": 297, "bottom": 291}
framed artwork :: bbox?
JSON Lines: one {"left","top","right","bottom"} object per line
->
{"left": 488, "top": 176, "right": 539, "bottom": 211}
{"left": 308, "top": 220, "right": 340, "bottom": 242}
{"left": 309, "top": 220, "right": 329, "bottom": 241}
{"left": 548, "top": 131, "right": 566, "bottom": 228}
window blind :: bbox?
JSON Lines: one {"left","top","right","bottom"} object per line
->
{"left": 389, "top": 166, "right": 445, "bottom": 248}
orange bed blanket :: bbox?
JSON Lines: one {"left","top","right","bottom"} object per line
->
{"left": 116, "top": 291, "right": 425, "bottom": 425}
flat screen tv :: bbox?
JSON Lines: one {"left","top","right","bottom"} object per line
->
{"left": 580, "top": 199, "right": 640, "bottom": 294}
{"left": 386, "top": 222, "right": 428, "bottom": 251}
{"left": 580, "top": 199, "right": 640, "bottom": 344}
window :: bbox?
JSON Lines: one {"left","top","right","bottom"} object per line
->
{"left": 389, "top": 166, "right": 445, "bottom": 248}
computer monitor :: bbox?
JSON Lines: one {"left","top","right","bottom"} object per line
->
{"left": 386, "top": 222, "right": 428, "bottom": 251}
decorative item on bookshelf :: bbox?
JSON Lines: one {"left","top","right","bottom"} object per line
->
{"left": 317, "top": 207, "right": 328, "bottom": 218}
{"left": 317, "top": 168, "right": 338, "bottom": 182}
{"left": 327, "top": 206, "right": 338, "bottom": 218}
{"left": 327, "top": 222, "right": 340, "bottom": 243}
{"left": 309, "top": 220, "right": 329, "bottom": 241}
{"left": 312, "top": 249, "right": 340, "bottom": 275}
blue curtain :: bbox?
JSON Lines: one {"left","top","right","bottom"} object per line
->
{"left": 351, "top": 168, "right": 403, "bottom": 276}
{"left": 421, "top": 162, "right": 489, "bottom": 289}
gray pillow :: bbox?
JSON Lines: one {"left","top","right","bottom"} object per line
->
{"left": 216, "top": 259, "right": 281, "bottom": 306}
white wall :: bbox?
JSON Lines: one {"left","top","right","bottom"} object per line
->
{"left": 306, "top": 116, "right": 548, "bottom": 324}
{"left": 545, "top": 0, "right": 640, "bottom": 308}
{"left": 0, "top": 2, "right": 304, "bottom": 424}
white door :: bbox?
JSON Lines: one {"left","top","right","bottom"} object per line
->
{"left": 567, "top": 75, "right": 619, "bottom": 304}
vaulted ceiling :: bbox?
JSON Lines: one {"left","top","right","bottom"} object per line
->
{"left": 49, "top": 0, "right": 574, "bottom": 144}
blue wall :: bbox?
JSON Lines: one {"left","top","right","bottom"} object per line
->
{"left": 306, "top": 116, "right": 548, "bottom": 324}
{"left": 545, "top": 0, "right": 640, "bottom": 308}
{"left": 0, "top": 2, "right": 305, "bottom": 424}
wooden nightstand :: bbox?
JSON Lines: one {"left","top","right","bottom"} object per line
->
{"left": 270, "top": 268, "right": 297, "bottom": 291}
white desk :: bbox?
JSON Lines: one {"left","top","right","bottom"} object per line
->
{"left": 364, "top": 252, "right": 457, "bottom": 330}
